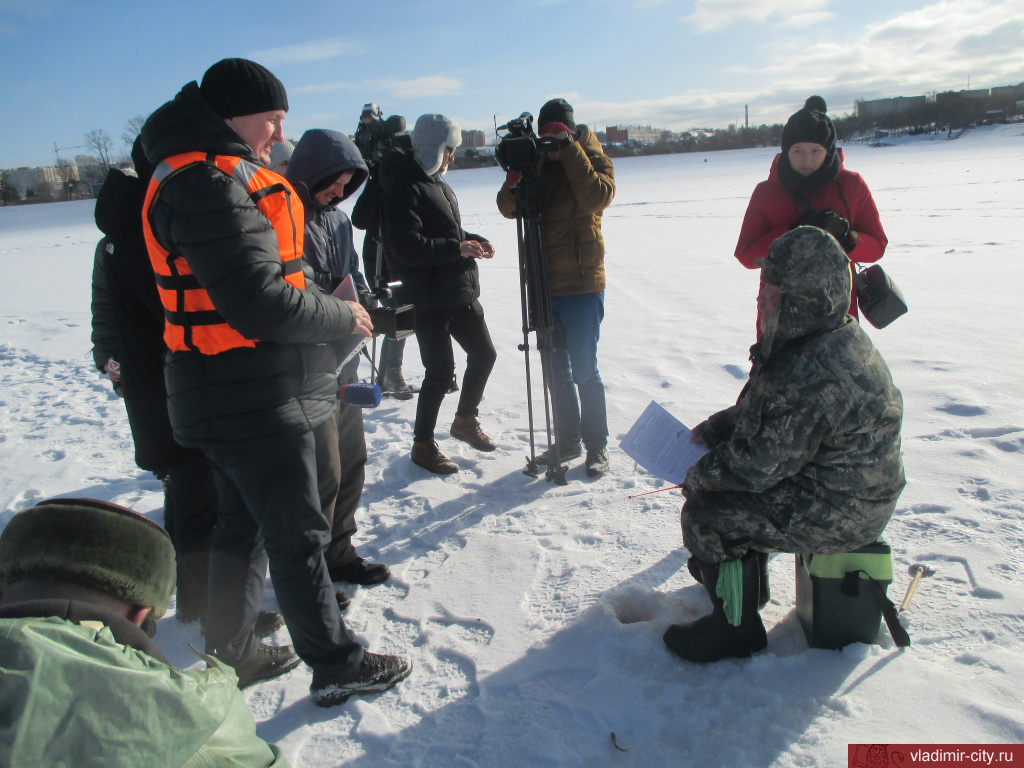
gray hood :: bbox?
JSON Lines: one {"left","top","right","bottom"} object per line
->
{"left": 757, "top": 226, "right": 851, "bottom": 353}
{"left": 285, "top": 129, "right": 368, "bottom": 208}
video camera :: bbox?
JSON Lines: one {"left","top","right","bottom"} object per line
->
{"left": 495, "top": 113, "right": 560, "bottom": 173}
{"left": 365, "top": 281, "right": 415, "bottom": 341}
{"left": 354, "top": 103, "right": 412, "bottom": 172}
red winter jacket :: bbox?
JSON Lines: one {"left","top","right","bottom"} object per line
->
{"left": 735, "top": 149, "right": 887, "bottom": 332}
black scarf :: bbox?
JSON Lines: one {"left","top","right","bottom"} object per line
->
{"left": 777, "top": 150, "right": 841, "bottom": 195}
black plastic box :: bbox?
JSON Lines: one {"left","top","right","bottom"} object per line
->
{"left": 795, "top": 541, "right": 893, "bottom": 650}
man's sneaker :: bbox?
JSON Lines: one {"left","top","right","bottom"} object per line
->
{"left": 536, "top": 441, "right": 583, "bottom": 465}
{"left": 585, "top": 448, "right": 610, "bottom": 477}
{"left": 254, "top": 610, "right": 285, "bottom": 638}
{"left": 330, "top": 558, "right": 391, "bottom": 586}
{"left": 450, "top": 414, "right": 496, "bottom": 452}
{"left": 447, "top": 374, "right": 459, "bottom": 393}
{"left": 309, "top": 651, "right": 412, "bottom": 707}
{"left": 411, "top": 440, "right": 458, "bottom": 474}
{"left": 377, "top": 368, "right": 414, "bottom": 400}
{"left": 220, "top": 643, "right": 302, "bottom": 690}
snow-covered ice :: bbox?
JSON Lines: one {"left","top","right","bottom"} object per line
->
{"left": 1, "top": 124, "right": 1022, "bottom": 767}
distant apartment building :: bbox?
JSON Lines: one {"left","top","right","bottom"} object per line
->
{"left": 605, "top": 125, "right": 663, "bottom": 145}
{"left": 7, "top": 164, "right": 79, "bottom": 196}
{"left": 462, "top": 129, "right": 486, "bottom": 148}
{"left": 855, "top": 95, "right": 927, "bottom": 119}
{"left": 935, "top": 88, "right": 991, "bottom": 105}
{"left": 990, "top": 83, "right": 1024, "bottom": 102}
{"left": 75, "top": 154, "right": 106, "bottom": 185}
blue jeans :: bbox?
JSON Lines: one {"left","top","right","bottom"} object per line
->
{"left": 549, "top": 292, "right": 608, "bottom": 451}
{"left": 377, "top": 297, "right": 407, "bottom": 371}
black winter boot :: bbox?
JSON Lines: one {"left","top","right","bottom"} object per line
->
{"left": 689, "top": 551, "right": 771, "bottom": 609}
{"left": 663, "top": 550, "right": 767, "bottom": 663}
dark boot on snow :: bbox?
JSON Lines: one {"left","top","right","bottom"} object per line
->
{"left": 664, "top": 550, "right": 767, "bottom": 663}
{"left": 377, "top": 368, "right": 414, "bottom": 400}
{"left": 689, "top": 550, "right": 771, "bottom": 610}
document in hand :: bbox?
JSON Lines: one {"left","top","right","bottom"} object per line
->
{"left": 620, "top": 401, "right": 708, "bottom": 486}
{"left": 331, "top": 274, "right": 369, "bottom": 369}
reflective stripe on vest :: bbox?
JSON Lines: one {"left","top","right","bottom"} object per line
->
{"left": 142, "top": 152, "right": 306, "bottom": 355}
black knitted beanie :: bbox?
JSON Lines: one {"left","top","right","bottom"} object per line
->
{"left": 200, "top": 58, "right": 288, "bottom": 118}
{"left": 538, "top": 98, "right": 576, "bottom": 133}
{"left": 0, "top": 498, "right": 176, "bottom": 617}
{"left": 782, "top": 96, "right": 835, "bottom": 153}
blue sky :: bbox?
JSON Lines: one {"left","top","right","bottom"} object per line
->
{"left": 3, "top": 0, "right": 1023, "bottom": 168}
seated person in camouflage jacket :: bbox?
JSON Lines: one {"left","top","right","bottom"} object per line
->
{"left": 664, "top": 226, "right": 905, "bottom": 664}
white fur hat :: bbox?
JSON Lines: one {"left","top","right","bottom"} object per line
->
{"left": 412, "top": 114, "right": 461, "bottom": 176}
{"left": 268, "top": 139, "right": 294, "bottom": 171}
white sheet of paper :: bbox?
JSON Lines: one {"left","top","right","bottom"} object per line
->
{"left": 619, "top": 401, "right": 708, "bottom": 486}
{"left": 331, "top": 275, "right": 369, "bottom": 368}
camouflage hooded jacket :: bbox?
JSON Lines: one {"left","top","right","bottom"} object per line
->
{"left": 684, "top": 227, "right": 905, "bottom": 545}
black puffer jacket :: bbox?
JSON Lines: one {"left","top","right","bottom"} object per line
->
{"left": 93, "top": 164, "right": 198, "bottom": 470}
{"left": 140, "top": 82, "right": 357, "bottom": 447}
{"left": 379, "top": 149, "right": 486, "bottom": 310}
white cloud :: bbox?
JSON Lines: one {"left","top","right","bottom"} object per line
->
{"left": 292, "top": 81, "right": 356, "bottom": 95}
{"left": 618, "top": 0, "right": 1024, "bottom": 130}
{"left": 685, "top": 0, "right": 830, "bottom": 33}
{"left": 250, "top": 37, "right": 365, "bottom": 66}
{"left": 373, "top": 75, "right": 463, "bottom": 99}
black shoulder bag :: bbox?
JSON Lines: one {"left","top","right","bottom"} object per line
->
{"left": 790, "top": 192, "right": 908, "bottom": 329}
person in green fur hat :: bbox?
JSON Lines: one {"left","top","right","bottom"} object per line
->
{"left": 0, "top": 498, "right": 289, "bottom": 767}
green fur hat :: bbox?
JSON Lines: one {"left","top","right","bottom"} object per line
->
{"left": 0, "top": 498, "right": 176, "bottom": 618}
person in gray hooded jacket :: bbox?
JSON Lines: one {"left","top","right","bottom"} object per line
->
{"left": 285, "top": 129, "right": 391, "bottom": 587}
{"left": 663, "top": 226, "right": 905, "bottom": 665}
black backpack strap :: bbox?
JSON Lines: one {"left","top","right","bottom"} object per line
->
{"left": 847, "top": 570, "right": 911, "bottom": 648}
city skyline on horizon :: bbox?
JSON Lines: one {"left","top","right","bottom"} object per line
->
{"left": 2, "top": 0, "right": 1022, "bottom": 168}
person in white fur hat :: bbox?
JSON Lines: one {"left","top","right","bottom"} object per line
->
{"left": 379, "top": 114, "right": 498, "bottom": 474}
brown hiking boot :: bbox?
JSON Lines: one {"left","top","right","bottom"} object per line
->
{"left": 376, "top": 368, "right": 414, "bottom": 400}
{"left": 411, "top": 440, "right": 458, "bottom": 474}
{"left": 449, "top": 414, "right": 496, "bottom": 452}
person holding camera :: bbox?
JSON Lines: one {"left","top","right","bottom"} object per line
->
{"left": 380, "top": 114, "right": 498, "bottom": 475}
{"left": 352, "top": 106, "right": 416, "bottom": 401}
{"left": 285, "top": 128, "right": 391, "bottom": 587}
{"left": 497, "top": 98, "right": 616, "bottom": 478}
{"left": 735, "top": 96, "right": 888, "bottom": 337}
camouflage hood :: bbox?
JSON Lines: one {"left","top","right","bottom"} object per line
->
{"left": 757, "top": 226, "right": 851, "bottom": 352}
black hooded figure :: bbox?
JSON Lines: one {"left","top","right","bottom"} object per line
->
{"left": 285, "top": 129, "right": 391, "bottom": 587}
{"left": 90, "top": 137, "right": 220, "bottom": 624}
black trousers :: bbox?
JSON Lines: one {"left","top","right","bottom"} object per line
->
{"left": 161, "top": 453, "right": 218, "bottom": 619}
{"left": 201, "top": 429, "right": 363, "bottom": 673}
{"left": 313, "top": 378, "right": 368, "bottom": 570}
{"left": 413, "top": 300, "right": 496, "bottom": 443}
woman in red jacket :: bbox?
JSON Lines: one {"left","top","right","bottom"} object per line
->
{"left": 735, "top": 96, "right": 887, "bottom": 335}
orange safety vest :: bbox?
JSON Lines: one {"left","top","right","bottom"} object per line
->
{"left": 142, "top": 152, "right": 306, "bottom": 355}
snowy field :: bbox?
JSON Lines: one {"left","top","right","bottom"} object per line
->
{"left": 1, "top": 124, "right": 1022, "bottom": 767}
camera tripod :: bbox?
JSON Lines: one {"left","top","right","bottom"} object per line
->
{"left": 511, "top": 172, "right": 569, "bottom": 485}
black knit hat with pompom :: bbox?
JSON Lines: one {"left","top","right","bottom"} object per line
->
{"left": 782, "top": 96, "right": 836, "bottom": 153}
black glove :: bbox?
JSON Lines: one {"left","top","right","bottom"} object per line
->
{"left": 793, "top": 209, "right": 857, "bottom": 252}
